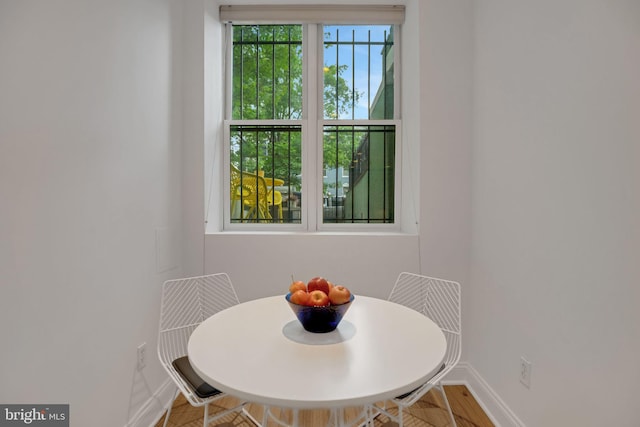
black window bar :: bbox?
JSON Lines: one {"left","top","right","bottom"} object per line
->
{"left": 324, "top": 125, "right": 395, "bottom": 223}
{"left": 231, "top": 125, "right": 302, "bottom": 224}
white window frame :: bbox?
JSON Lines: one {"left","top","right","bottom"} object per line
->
{"left": 221, "top": 7, "right": 403, "bottom": 232}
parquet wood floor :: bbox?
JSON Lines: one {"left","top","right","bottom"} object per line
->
{"left": 154, "top": 385, "right": 494, "bottom": 427}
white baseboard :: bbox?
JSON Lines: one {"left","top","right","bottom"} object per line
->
{"left": 442, "top": 362, "right": 526, "bottom": 427}
{"left": 125, "top": 378, "right": 175, "bottom": 427}
{"left": 133, "top": 363, "right": 524, "bottom": 427}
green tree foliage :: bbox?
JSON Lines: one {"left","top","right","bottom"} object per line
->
{"left": 231, "top": 25, "right": 360, "bottom": 188}
{"left": 232, "top": 25, "right": 302, "bottom": 121}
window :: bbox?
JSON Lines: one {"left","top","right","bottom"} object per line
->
{"left": 222, "top": 6, "right": 403, "bottom": 230}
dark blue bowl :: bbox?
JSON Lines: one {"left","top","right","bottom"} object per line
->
{"left": 285, "top": 293, "right": 354, "bottom": 333}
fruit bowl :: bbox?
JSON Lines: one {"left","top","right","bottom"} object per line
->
{"left": 285, "top": 293, "right": 354, "bottom": 333}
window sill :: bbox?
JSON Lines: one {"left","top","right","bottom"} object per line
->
{"left": 206, "top": 230, "right": 417, "bottom": 237}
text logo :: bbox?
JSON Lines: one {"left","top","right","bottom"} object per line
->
{"left": 0, "top": 405, "right": 68, "bottom": 426}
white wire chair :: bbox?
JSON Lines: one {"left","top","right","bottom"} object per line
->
{"left": 371, "top": 272, "right": 462, "bottom": 427}
{"left": 157, "top": 273, "right": 250, "bottom": 427}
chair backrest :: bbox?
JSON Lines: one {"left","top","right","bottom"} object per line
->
{"left": 157, "top": 273, "right": 240, "bottom": 403}
{"left": 389, "top": 272, "right": 461, "bottom": 386}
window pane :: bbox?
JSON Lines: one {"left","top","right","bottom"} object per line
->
{"left": 323, "top": 25, "right": 394, "bottom": 120}
{"left": 227, "top": 22, "right": 399, "bottom": 230}
{"left": 323, "top": 125, "right": 395, "bottom": 223}
{"left": 232, "top": 25, "right": 303, "bottom": 120}
{"left": 230, "top": 125, "right": 302, "bottom": 223}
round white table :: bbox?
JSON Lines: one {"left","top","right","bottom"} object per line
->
{"left": 188, "top": 295, "right": 446, "bottom": 410}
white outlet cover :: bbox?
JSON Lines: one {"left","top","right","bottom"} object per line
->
{"left": 520, "top": 356, "right": 532, "bottom": 388}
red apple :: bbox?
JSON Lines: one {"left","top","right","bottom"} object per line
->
{"left": 307, "top": 277, "right": 330, "bottom": 295}
{"left": 308, "top": 290, "right": 330, "bottom": 306}
{"left": 289, "top": 280, "right": 307, "bottom": 294}
{"left": 290, "top": 289, "right": 310, "bottom": 306}
{"left": 329, "top": 285, "right": 351, "bottom": 305}
{"left": 327, "top": 281, "right": 334, "bottom": 293}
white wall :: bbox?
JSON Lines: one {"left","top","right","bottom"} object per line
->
{"left": 418, "top": 0, "right": 473, "bottom": 309}
{"left": 183, "top": 0, "right": 208, "bottom": 277}
{"left": 470, "top": 1, "right": 640, "bottom": 425}
{"left": 0, "top": 1, "right": 184, "bottom": 426}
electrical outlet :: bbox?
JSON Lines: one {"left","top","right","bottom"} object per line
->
{"left": 137, "top": 342, "right": 147, "bottom": 371}
{"left": 519, "top": 356, "right": 532, "bottom": 388}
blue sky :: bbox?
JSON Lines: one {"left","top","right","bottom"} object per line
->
{"left": 323, "top": 25, "right": 393, "bottom": 119}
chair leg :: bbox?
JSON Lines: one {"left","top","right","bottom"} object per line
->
{"left": 241, "top": 405, "right": 264, "bottom": 426}
{"left": 260, "top": 406, "right": 301, "bottom": 427}
{"left": 328, "top": 408, "right": 339, "bottom": 427}
{"left": 369, "top": 401, "right": 400, "bottom": 427}
{"left": 203, "top": 403, "right": 209, "bottom": 427}
{"left": 204, "top": 400, "right": 251, "bottom": 427}
{"left": 261, "top": 405, "right": 270, "bottom": 426}
{"left": 162, "top": 388, "right": 180, "bottom": 427}
{"left": 162, "top": 406, "right": 172, "bottom": 427}
{"left": 436, "top": 384, "right": 457, "bottom": 427}
{"left": 368, "top": 405, "right": 380, "bottom": 427}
